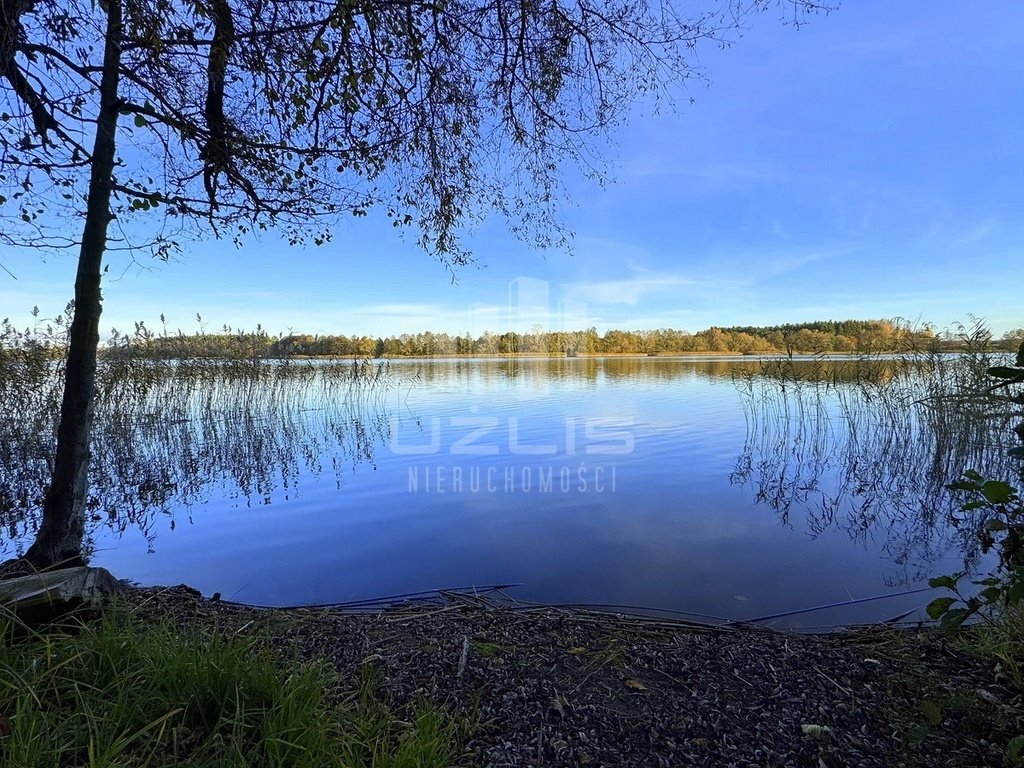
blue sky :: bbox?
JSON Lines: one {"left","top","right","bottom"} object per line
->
{"left": 2, "top": 0, "right": 1022, "bottom": 338}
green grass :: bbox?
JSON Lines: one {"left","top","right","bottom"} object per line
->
{"left": 470, "top": 638, "right": 509, "bottom": 659}
{"left": 874, "top": 617, "right": 1024, "bottom": 765}
{"left": 956, "top": 604, "right": 1024, "bottom": 693}
{"left": 0, "top": 605, "right": 470, "bottom": 767}
{"left": 585, "top": 637, "right": 627, "bottom": 670}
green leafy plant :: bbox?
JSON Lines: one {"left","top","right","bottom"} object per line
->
{"left": 927, "top": 342, "right": 1024, "bottom": 632}
{"left": 927, "top": 468, "right": 1024, "bottom": 631}
{"left": 923, "top": 342, "right": 1024, "bottom": 763}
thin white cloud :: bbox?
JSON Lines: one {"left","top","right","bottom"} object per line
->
{"left": 762, "top": 251, "right": 832, "bottom": 276}
{"left": 351, "top": 303, "right": 451, "bottom": 319}
{"left": 562, "top": 276, "right": 699, "bottom": 306}
{"left": 216, "top": 290, "right": 293, "bottom": 301}
{"left": 624, "top": 159, "right": 789, "bottom": 193}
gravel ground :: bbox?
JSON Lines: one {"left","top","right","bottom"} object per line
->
{"left": 122, "top": 585, "right": 1022, "bottom": 768}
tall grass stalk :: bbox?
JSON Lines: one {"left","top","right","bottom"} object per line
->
{"left": 0, "top": 604, "right": 468, "bottom": 767}
{"left": 733, "top": 320, "right": 1016, "bottom": 577}
{"left": 0, "top": 308, "right": 396, "bottom": 558}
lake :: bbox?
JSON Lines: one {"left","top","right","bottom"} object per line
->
{"left": 2, "top": 355, "right": 1004, "bottom": 627}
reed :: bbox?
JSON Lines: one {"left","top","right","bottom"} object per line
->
{"left": 733, "top": 320, "right": 1014, "bottom": 578}
{"left": 0, "top": 309, "right": 396, "bottom": 559}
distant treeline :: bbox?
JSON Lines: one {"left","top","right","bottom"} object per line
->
{"left": 267, "top": 319, "right": 933, "bottom": 357}
{"left": 116, "top": 319, "right": 950, "bottom": 358}
{"left": 5, "top": 314, "right": 1022, "bottom": 360}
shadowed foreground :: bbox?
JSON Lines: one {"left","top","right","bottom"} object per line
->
{"left": 121, "top": 586, "right": 1017, "bottom": 768}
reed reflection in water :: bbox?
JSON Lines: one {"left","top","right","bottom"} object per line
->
{"left": 0, "top": 358, "right": 395, "bottom": 558}
{"left": 0, "top": 352, "right": 1012, "bottom": 622}
{"left": 733, "top": 353, "right": 1013, "bottom": 584}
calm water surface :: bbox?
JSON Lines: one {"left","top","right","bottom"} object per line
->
{"left": 83, "top": 357, "right": 981, "bottom": 627}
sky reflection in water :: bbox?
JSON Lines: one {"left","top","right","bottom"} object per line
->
{"left": 78, "top": 357, "right": 989, "bottom": 627}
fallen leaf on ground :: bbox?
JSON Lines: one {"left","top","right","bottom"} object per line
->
{"left": 800, "top": 724, "right": 832, "bottom": 739}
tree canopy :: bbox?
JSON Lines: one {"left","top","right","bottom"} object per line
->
{"left": 3, "top": 0, "right": 829, "bottom": 262}
{"left": 1, "top": 0, "right": 831, "bottom": 567}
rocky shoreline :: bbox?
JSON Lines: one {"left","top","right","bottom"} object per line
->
{"left": 119, "top": 585, "right": 1020, "bottom": 767}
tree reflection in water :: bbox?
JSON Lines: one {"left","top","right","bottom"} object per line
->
{"left": 4, "top": 347, "right": 1017, "bottom": 584}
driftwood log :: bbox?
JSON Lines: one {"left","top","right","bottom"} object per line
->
{"left": 0, "top": 566, "right": 120, "bottom": 624}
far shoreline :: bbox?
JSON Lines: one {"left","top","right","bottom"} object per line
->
{"left": 277, "top": 350, "right": 943, "bottom": 360}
